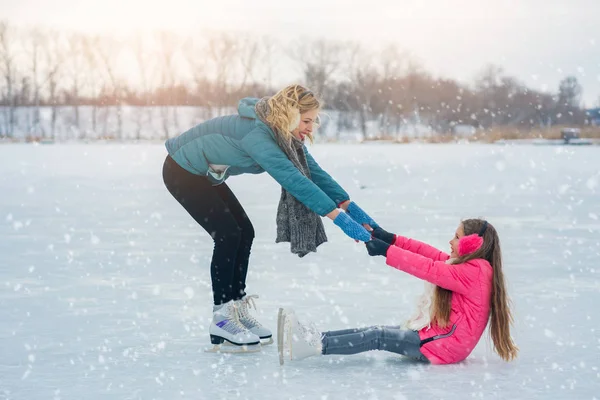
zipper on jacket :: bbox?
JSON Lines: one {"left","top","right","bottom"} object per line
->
{"left": 419, "top": 324, "right": 457, "bottom": 347}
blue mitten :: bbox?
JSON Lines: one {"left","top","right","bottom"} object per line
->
{"left": 346, "top": 201, "right": 379, "bottom": 228}
{"left": 333, "top": 212, "right": 372, "bottom": 242}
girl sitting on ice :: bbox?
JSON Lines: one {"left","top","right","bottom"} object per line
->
{"left": 277, "top": 218, "right": 519, "bottom": 365}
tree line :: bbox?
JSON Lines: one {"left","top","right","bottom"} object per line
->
{"left": 0, "top": 21, "right": 591, "bottom": 140}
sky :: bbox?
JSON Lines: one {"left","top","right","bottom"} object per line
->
{"left": 2, "top": 0, "right": 600, "bottom": 106}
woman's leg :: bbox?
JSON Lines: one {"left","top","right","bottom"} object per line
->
{"left": 213, "top": 182, "right": 255, "bottom": 301}
{"left": 321, "top": 325, "right": 427, "bottom": 361}
{"left": 162, "top": 155, "right": 243, "bottom": 305}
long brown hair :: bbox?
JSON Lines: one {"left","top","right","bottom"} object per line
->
{"left": 430, "top": 219, "right": 519, "bottom": 361}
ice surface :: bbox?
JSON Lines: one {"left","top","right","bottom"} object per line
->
{"left": 1, "top": 143, "right": 598, "bottom": 399}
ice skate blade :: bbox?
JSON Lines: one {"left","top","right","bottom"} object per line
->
{"left": 277, "top": 308, "right": 285, "bottom": 365}
{"left": 261, "top": 336, "right": 274, "bottom": 346}
{"left": 204, "top": 342, "right": 262, "bottom": 354}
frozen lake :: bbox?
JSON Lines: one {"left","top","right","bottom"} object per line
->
{"left": 1, "top": 142, "right": 599, "bottom": 399}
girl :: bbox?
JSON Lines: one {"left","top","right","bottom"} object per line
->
{"left": 278, "top": 219, "right": 518, "bottom": 365}
{"left": 162, "top": 84, "right": 376, "bottom": 350}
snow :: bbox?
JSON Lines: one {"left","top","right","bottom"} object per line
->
{"left": 1, "top": 142, "right": 599, "bottom": 399}
{"left": 0, "top": 106, "right": 433, "bottom": 142}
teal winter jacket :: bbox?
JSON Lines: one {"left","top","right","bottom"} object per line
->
{"left": 164, "top": 98, "right": 349, "bottom": 216}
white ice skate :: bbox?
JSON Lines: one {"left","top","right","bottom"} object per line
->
{"left": 206, "top": 300, "right": 261, "bottom": 354}
{"left": 235, "top": 295, "right": 273, "bottom": 345}
{"left": 277, "top": 308, "right": 322, "bottom": 365}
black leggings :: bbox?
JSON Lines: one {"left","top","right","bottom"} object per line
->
{"left": 162, "top": 155, "right": 254, "bottom": 305}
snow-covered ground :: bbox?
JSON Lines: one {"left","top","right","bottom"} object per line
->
{"left": 0, "top": 106, "right": 432, "bottom": 142}
{"left": 1, "top": 142, "right": 599, "bottom": 400}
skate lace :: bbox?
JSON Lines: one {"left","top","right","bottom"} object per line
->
{"left": 299, "top": 322, "right": 321, "bottom": 347}
{"left": 238, "top": 295, "right": 262, "bottom": 327}
{"left": 223, "top": 303, "right": 249, "bottom": 334}
{"left": 286, "top": 314, "right": 320, "bottom": 348}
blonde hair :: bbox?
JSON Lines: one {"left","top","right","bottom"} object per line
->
{"left": 430, "top": 219, "right": 519, "bottom": 362}
{"left": 265, "top": 84, "right": 321, "bottom": 143}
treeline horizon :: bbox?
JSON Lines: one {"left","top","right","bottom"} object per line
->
{"left": 0, "top": 21, "right": 595, "bottom": 139}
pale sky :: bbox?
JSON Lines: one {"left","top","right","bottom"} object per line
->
{"left": 3, "top": 0, "right": 600, "bottom": 106}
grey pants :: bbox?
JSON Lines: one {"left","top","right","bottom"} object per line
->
{"left": 321, "top": 325, "right": 429, "bottom": 362}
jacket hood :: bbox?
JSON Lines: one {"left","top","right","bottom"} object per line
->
{"left": 238, "top": 97, "right": 260, "bottom": 119}
{"left": 238, "top": 97, "right": 277, "bottom": 140}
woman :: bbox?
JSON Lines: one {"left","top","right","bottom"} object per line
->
{"left": 162, "top": 84, "right": 377, "bottom": 350}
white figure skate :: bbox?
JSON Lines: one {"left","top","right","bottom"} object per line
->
{"left": 235, "top": 295, "right": 273, "bottom": 345}
{"left": 277, "top": 308, "right": 322, "bottom": 365}
{"left": 206, "top": 300, "right": 261, "bottom": 353}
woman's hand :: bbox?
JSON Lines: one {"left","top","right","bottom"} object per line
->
{"left": 338, "top": 200, "right": 351, "bottom": 211}
{"left": 332, "top": 212, "right": 372, "bottom": 242}
{"left": 326, "top": 209, "right": 341, "bottom": 221}
{"left": 346, "top": 201, "right": 379, "bottom": 229}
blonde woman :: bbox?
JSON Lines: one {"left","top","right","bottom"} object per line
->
{"left": 162, "top": 85, "right": 377, "bottom": 350}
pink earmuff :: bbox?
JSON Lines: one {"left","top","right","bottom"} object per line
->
{"left": 458, "top": 234, "right": 484, "bottom": 256}
{"left": 457, "top": 221, "right": 488, "bottom": 256}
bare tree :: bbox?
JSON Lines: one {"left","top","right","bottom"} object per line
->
{"left": 42, "top": 30, "right": 66, "bottom": 140}
{"left": 377, "top": 44, "right": 411, "bottom": 134}
{"left": 345, "top": 43, "right": 379, "bottom": 139}
{"left": 289, "top": 38, "right": 344, "bottom": 97}
{"left": 182, "top": 34, "right": 211, "bottom": 120}
{"left": 156, "top": 31, "right": 182, "bottom": 139}
{"left": 556, "top": 76, "right": 584, "bottom": 125}
{"left": 207, "top": 32, "right": 237, "bottom": 114}
{"left": 237, "top": 36, "right": 261, "bottom": 94}
{"left": 96, "top": 35, "right": 124, "bottom": 139}
{"left": 259, "top": 36, "right": 278, "bottom": 91}
{"left": 24, "top": 28, "right": 45, "bottom": 138}
{"left": 558, "top": 76, "right": 582, "bottom": 109}
{"left": 0, "top": 21, "right": 17, "bottom": 137}
{"left": 474, "top": 64, "right": 505, "bottom": 128}
{"left": 132, "top": 32, "right": 158, "bottom": 140}
{"left": 81, "top": 35, "right": 102, "bottom": 137}
{"left": 65, "top": 33, "right": 88, "bottom": 138}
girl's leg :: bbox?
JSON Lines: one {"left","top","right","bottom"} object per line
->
{"left": 213, "top": 182, "right": 254, "bottom": 301}
{"left": 322, "top": 326, "right": 401, "bottom": 338}
{"left": 162, "top": 155, "right": 242, "bottom": 305}
{"left": 321, "top": 326, "right": 427, "bottom": 361}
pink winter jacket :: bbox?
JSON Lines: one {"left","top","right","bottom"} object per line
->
{"left": 386, "top": 235, "right": 493, "bottom": 365}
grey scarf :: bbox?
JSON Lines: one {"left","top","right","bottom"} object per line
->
{"left": 255, "top": 97, "right": 327, "bottom": 257}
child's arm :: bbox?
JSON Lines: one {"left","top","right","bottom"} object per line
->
{"left": 385, "top": 245, "right": 477, "bottom": 295}
{"left": 394, "top": 235, "right": 450, "bottom": 262}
